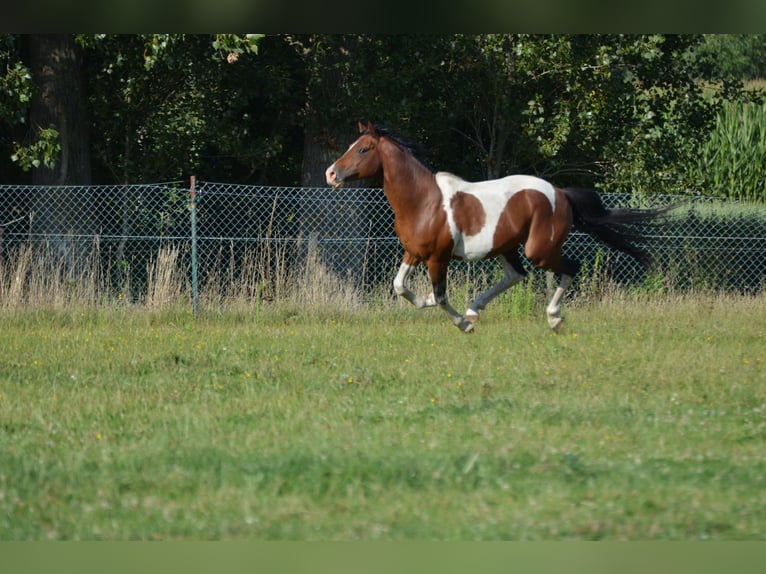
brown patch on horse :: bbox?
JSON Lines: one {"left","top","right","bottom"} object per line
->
{"left": 489, "top": 191, "right": 537, "bottom": 255}
{"left": 489, "top": 188, "right": 572, "bottom": 269}
{"left": 450, "top": 192, "right": 486, "bottom": 236}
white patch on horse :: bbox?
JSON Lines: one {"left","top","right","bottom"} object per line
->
{"left": 435, "top": 172, "right": 557, "bottom": 261}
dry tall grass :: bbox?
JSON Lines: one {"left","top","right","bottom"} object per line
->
{"left": 0, "top": 239, "right": 371, "bottom": 312}
{"left": 198, "top": 237, "right": 295, "bottom": 310}
{"left": 0, "top": 240, "right": 105, "bottom": 309}
{"left": 145, "top": 245, "right": 187, "bottom": 308}
{"left": 1, "top": 238, "right": 762, "bottom": 314}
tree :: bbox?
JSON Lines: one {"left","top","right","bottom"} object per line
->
{"left": 433, "top": 34, "right": 745, "bottom": 195}
{"left": 3, "top": 34, "right": 756, "bottom": 197}
{"left": 23, "top": 35, "right": 93, "bottom": 263}
{"left": 287, "top": 34, "right": 740, "bottom": 196}
{"left": 690, "top": 34, "right": 766, "bottom": 80}
{"left": 1, "top": 34, "right": 270, "bottom": 274}
{"left": 83, "top": 34, "right": 267, "bottom": 184}
{"left": 79, "top": 34, "right": 269, "bottom": 281}
{"left": 0, "top": 34, "right": 60, "bottom": 181}
{"left": 28, "top": 34, "right": 92, "bottom": 186}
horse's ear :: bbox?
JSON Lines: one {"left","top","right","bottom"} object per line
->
{"left": 358, "top": 121, "right": 366, "bottom": 133}
{"left": 366, "top": 122, "right": 377, "bottom": 136}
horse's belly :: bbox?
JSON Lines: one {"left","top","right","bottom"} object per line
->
{"left": 453, "top": 232, "right": 494, "bottom": 261}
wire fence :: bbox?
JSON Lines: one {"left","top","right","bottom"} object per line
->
{"left": 1, "top": 179, "right": 765, "bottom": 310}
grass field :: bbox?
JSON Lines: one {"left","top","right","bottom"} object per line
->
{"left": 1, "top": 292, "right": 765, "bottom": 540}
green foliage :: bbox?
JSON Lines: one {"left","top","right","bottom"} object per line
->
{"left": 83, "top": 34, "right": 284, "bottom": 183}
{"left": 211, "top": 34, "right": 264, "bottom": 62}
{"left": 10, "top": 126, "right": 60, "bottom": 171}
{"left": 1, "top": 35, "right": 61, "bottom": 174}
{"left": 0, "top": 60, "right": 33, "bottom": 125}
{"left": 689, "top": 34, "right": 766, "bottom": 81}
{"left": 305, "top": 35, "right": 735, "bottom": 195}
{"left": 1, "top": 34, "right": 763, "bottom": 195}
{"left": 700, "top": 100, "right": 766, "bottom": 202}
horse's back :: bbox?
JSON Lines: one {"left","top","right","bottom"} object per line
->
{"left": 435, "top": 171, "right": 556, "bottom": 211}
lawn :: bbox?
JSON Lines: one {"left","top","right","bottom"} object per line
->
{"left": 1, "top": 293, "right": 765, "bottom": 540}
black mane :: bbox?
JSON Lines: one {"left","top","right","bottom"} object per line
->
{"left": 365, "top": 123, "right": 435, "bottom": 173}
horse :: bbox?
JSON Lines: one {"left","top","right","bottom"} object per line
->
{"left": 325, "top": 122, "right": 671, "bottom": 333}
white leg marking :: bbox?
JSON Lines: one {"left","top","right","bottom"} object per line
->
{"left": 393, "top": 261, "right": 418, "bottom": 303}
{"left": 421, "top": 292, "right": 438, "bottom": 308}
{"left": 393, "top": 261, "right": 437, "bottom": 308}
{"left": 546, "top": 274, "right": 572, "bottom": 330}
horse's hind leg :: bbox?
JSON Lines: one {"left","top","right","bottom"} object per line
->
{"left": 464, "top": 252, "right": 526, "bottom": 327}
{"left": 546, "top": 275, "right": 572, "bottom": 331}
{"left": 425, "top": 259, "right": 473, "bottom": 332}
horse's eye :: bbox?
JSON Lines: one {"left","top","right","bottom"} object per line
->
{"left": 358, "top": 147, "right": 368, "bottom": 155}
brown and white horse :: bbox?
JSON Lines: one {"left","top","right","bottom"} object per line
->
{"left": 326, "top": 122, "right": 670, "bottom": 333}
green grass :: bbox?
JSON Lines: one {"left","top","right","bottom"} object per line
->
{"left": 1, "top": 294, "right": 765, "bottom": 540}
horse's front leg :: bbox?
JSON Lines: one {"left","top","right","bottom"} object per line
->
{"left": 393, "top": 253, "right": 436, "bottom": 308}
{"left": 426, "top": 260, "right": 474, "bottom": 333}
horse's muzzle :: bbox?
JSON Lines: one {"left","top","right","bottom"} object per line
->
{"left": 325, "top": 164, "right": 342, "bottom": 187}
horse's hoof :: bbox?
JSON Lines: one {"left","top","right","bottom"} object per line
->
{"left": 548, "top": 316, "right": 564, "bottom": 332}
{"left": 455, "top": 318, "right": 475, "bottom": 333}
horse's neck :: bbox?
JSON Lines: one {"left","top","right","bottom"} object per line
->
{"left": 380, "top": 140, "right": 438, "bottom": 215}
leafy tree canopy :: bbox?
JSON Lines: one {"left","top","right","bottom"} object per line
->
{"left": 1, "top": 34, "right": 762, "bottom": 196}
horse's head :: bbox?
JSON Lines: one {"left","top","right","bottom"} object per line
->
{"left": 325, "top": 122, "right": 383, "bottom": 187}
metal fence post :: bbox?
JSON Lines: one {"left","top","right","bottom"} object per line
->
{"left": 189, "top": 176, "right": 199, "bottom": 318}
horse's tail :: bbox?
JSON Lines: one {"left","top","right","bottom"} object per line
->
{"left": 563, "top": 187, "right": 674, "bottom": 269}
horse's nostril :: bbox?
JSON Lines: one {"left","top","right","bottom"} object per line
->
{"left": 325, "top": 164, "right": 338, "bottom": 185}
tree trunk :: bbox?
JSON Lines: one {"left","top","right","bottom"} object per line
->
{"left": 29, "top": 34, "right": 92, "bottom": 186}
{"left": 299, "top": 126, "right": 373, "bottom": 288}
{"left": 298, "top": 36, "right": 372, "bottom": 288}
{"left": 28, "top": 34, "right": 93, "bottom": 267}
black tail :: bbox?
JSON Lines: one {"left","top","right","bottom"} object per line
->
{"left": 563, "top": 188, "right": 674, "bottom": 269}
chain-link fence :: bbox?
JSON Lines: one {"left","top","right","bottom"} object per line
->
{"left": 1, "top": 180, "right": 765, "bottom": 309}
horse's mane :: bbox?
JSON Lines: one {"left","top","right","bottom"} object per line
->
{"left": 366, "top": 124, "right": 435, "bottom": 173}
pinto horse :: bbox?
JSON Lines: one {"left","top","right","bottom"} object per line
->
{"left": 326, "top": 122, "right": 670, "bottom": 333}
